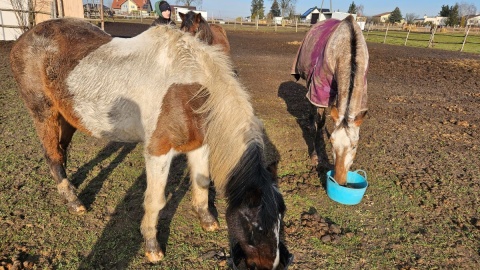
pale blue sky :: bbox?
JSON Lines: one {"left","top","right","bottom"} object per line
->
{"left": 88, "top": 1, "right": 479, "bottom": 19}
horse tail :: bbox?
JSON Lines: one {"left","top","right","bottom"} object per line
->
{"left": 328, "top": 15, "right": 368, "bottom": 123}
{"left": 191, "top": 45, "right": 264, "bottom": 195}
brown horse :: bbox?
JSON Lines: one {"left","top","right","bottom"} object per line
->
{"left": 291, "top": 15, "right": 369, "bottom": 186}
{"left": 179, "top": 11, "right": 230, "bottom": 55}
{"left": 10, "top": 18, "right": 291, "bottom": 269}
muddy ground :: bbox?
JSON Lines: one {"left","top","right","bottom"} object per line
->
{"left": 1, "top": 22, "right": 479, "bottom": 269}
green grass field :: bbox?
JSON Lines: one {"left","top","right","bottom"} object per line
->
{"left": 364, "top": 29, "right": 480, "bottom": 54}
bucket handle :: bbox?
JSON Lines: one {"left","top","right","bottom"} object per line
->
{"left": 354, "top": 170, "right": 368, "bottom": 181}
{"left": 327, "top": 173, "right": 339, "bottom": 185}
{"left": 328, "top": 170, "right": 367, "bottom": 185}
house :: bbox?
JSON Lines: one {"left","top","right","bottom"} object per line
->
{"left": 1, "top": 0, "right": 83, "bottom": 41}
{"left": 111, "top": 0, "right": 152, "bottom": 14}
{"left": 419, "top": 15, "right": 447, "bottom": 26}
{"left": 372, "top": 12, "right": 391, "bottom": 23}
{"left": 466, "top": 14, "right": 480, "bottom": 26}
{"left": 300, "top": 7, "right": 330, "bottom": 24}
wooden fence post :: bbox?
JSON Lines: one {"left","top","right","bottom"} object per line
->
{"left": 383, "top": 24, "right": 389, "bottom": 44}
{"left": 460, "top": 25, "right": 470, "bottom": 52}
{"left": 365, "top": 24, "right": 371, "bottom": 40}
{"left": 428, "top": 25, "right": 437, "bottom": 48}
{"left": 404, "top": 27, "right": 411, "bottom": 46}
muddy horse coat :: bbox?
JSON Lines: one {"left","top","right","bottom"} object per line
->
{"left": 291, "top": 15, "right": 369, "bottom": 185}
{"left": 10, "top": 18, "right": 291, "bottom": 269}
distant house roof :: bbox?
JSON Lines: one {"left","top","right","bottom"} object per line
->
{"left": 372, "top": 12, "right": 391, "bottom": 17}
{"left": 301, "top": 7, "right": 330, "bottom": 18}
{"left": 112, "top": 0, "right": 152, "bottom": 10}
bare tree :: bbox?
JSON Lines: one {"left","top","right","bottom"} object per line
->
{"left": 8, "top": 0, "right": 30, "bottom": 33}
{"left": 279, "top": 0, "right": 296, "bottom": 18}
{"left": 458, "top": 1, "right": 477, "bottom": 17}
{"left": 357, "top": 4, "right": 364, "bottom": 16}
{"left": 405, "top": 13, "right": 417, "bottom": 24}
{"left": 176, "top": 0, "right": 203, "bottom": 7}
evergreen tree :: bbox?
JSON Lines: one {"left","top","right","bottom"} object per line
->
{"left": 439, "top": 5, "right": 450, "bottom": 16}
{"left": 251, "top": 0, "right": 265, "bottom": 19}
{"left": 270, "top": 0, "right": 281, "bottom": 17}
{"left": 348, "top": 1, "right": 357, "bottom": 14}
{"left": 447, "top": 4, "right": 460, "bottom": 26}
{"left": 389, "top": 7, "right": 402, "bottom": 23}
{"left": 439, "top": 4, "right": 460, "bottom": 26}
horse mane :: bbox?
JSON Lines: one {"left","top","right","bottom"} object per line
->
{"left": 142, "top": 26, "right": 266, "bottom": 196}
{"left": 195, "top": 16, "right": 214, "bottom": 45}
{"left": 327, "top": 15, "right": 368, "bottom": 123}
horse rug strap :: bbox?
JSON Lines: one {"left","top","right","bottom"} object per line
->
{"left": 291, "top": 19, "right": 342, "bottom": 108}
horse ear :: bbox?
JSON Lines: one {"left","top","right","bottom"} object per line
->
{"left": 354, "top": 110, "right": 367, "bottom": 127}
{"left": 195, "top": 13, "right": 202, "bottom": 23}
{"left": 179, "top": 12, "right": 185, "bottom": 20}
{"left": 330, "top": 106, "right": 339, "bottom": 122}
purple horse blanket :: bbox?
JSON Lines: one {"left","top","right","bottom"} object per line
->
{"left": 291, "top": 19, "right": 367, "bottom": 109}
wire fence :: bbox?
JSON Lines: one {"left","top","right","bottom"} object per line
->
{"left": 364, "top": 24, "right": 480, "bottom": 53}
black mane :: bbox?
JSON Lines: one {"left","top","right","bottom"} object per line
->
{"left": 225, "top": 143, "right": 286, "bottom": 230}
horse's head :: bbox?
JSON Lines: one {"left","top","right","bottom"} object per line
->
{"left": 227, "top": 163, "right": 292, "bottom": 269}
{"left": 330, "top": 106, "right": 367, "bottom": 186}
{"left": 179, "top": 11, "right": 202, "bottom": 35}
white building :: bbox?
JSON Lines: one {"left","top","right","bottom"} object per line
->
{"left": 466, "top": 14, "right": 480, "bottom": 26}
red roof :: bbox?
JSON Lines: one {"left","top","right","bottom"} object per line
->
{"left": 112, "top": 0, "right": 151, "bottom": 10}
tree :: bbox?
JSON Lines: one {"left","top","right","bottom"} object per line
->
{"left": 405, "top": 13, "right": 417, "bottom": 24}
{"left": 447, "top": 4, "right": 460, "bottom": 26}
{"left": 270, "top": 0, "right": 281, "bottom": 17}
{"left": 356, "top": 4, "right": 364, "bottom": 16}
{"left": 439, "top": 4, "right": 460, "bottom": 26}
{"left": 175, "top": 0, "right": 202, "bottom": 7}
{"left": 458, "top": 1, "right": 477, "bottom": 17}
{"left": 389, "top": 7, "right": 402, "bottom": 23}
{"left": 348, "top": 1, "right": 357, "bottom": 14}
{"left": 439, "top": 5, "right": 450, "bottom": 16}
{"left": 251, "top": 0, "right": 265, "bottom": 19}
{"left": 280, "top": 0, "right": 296, "bottom": 18}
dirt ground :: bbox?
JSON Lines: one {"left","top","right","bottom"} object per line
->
{"left": 1, "top": 22, "right": 480, "bottom": 269}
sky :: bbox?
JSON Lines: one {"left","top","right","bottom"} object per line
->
{"left": 87, "top": 1, "right": 479, "bottom": 20}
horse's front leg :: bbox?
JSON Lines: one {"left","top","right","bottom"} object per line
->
{"left": 187, "top": 145, "right": 220, "bottom": 231}
{"left": 310, "top": 106, "right": 326, "bottom": 166}
{"left": 141, "top": 150, "right": 174, "bottom": 263}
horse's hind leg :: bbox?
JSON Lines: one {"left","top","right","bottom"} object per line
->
{"left": 310, "top": 106, "right": 326, "bottom": 166}
{"left": 141, "top": 150, "right": 174, "bottom": 263}
{"left": 32, "top": 109, "right": 85, "bottom": 213}
{"left": 187, "top": 145, "right": 219, "bottom": 231}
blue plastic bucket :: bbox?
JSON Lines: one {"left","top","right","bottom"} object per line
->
{"left": 326, "top": 170, "right": 368, "bottom": 205}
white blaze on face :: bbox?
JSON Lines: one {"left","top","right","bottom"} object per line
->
{"left": 331, "top": 126, "right": 360, "bottom": 170}
{"left": 272, "top": 214, "right": 281, "bottom": 269}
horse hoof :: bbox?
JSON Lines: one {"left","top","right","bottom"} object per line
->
{"left": 201, "top": 220, "right": 220, "bottom": 232}
{"left": 67, "top": 200, "right": 87, "bottom": 214}
{"left": 145, "top": 250, "right": 164, "bottom": 263}
{"left": 145, "top": 238, "right": 163, "bottom": 263}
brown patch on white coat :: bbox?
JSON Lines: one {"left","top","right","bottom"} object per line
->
{"left": 9, "top": 19, "right": 113, "bottom": 213}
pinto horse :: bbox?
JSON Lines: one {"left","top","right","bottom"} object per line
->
{"left": 10, "top": 18, "right": 291, "bottom": 269}
{"left": 291, "top": 15, "right": 368, "bottom": 186}
{"left": 179, "top": 11, "right": 230, "bottom": 55}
